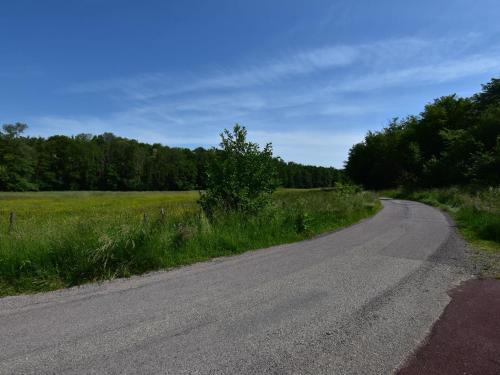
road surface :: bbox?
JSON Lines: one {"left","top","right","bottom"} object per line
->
{"left": 0, "top": 200, "right": 469, "bottom": 374}
{"left": 399, "top": 279, "right": 500, "bottom": 375}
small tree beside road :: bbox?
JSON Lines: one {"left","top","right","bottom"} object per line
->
{"left": 199, "top": 124, "right": 278, "bottom": 215}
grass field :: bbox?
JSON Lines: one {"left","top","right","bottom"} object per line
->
{"left": 0, "top": 189, "right": 380, "bottom": 296}
{"left": 384, "top": 187, "right": 500, "bottom": 278}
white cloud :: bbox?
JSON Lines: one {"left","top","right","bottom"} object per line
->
{"left": 37, "top": 34, "right": 500, "bottom": 167}
{"left": 250, "top": 129, "right": 366, "bottom": 167}
{"left": 329, "top": 53, "right": 500, "bottom": 93}
{"left": 66, "top": 44, "right": 360, "bottom": 100}
{"left": 65, "top": 35, "right": 475, "bottom": 100}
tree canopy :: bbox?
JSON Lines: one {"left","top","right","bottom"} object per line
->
{"left": 345, "top": 77, "right": 500, "bottom": 189}
{"left": 0, "top": 124, "right": 341, "bottom": 192}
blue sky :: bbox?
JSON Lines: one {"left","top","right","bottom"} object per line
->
{"left": 1, "top": 0, "right": 500, "bottom": 167}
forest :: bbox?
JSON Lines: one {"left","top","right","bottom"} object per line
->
{"left": 345, "top": 78, "right": 500, "bottom": 189}
{"left": 0, "top": 125, "right": 341, "bottom": 191}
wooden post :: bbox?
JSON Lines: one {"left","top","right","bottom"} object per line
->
{"left": 9, "top": 212, "right": 15, "bottom": 233}
{"left": 143, "top": 212, "right": 148, "bottom": 224}
{"left": 160, "top": 208, "right": 165, "bottom": 222}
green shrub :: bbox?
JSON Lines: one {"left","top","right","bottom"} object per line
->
{"left": 199, "top": 125, "right": 278, "bottom": 215}
{"left": 295, "top": 212, "right": 313, "bottom": 234}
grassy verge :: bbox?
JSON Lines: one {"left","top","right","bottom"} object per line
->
{"left": 382, "top": 187, "right": 500, "bottom": 278}
{"left": 0, "top": 189, "right": 380, "bottom": 297}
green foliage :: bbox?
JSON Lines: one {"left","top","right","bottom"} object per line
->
{"left": 334, "top": 181, "right": 362, "bottom": 195}
{"left": 0, "top": 189, "right": 380, "bottom": 296}
{"left": 473, "top": 78, "right": 500, "bottom": 110}
{"left": 346, "top": 77, "right": 500, "bottom": 189}
{"left": 295, "top": 212, "right": 313, "bottom": 234}
{"left": 275, "top": 160, "right": 341, "bottom": 188}
{"left": 0, "top": 124, "right": 37, "bottom": 191}
{"left": 0, "top": 125, "right": 340, "bottom": 192}
{"left": 199, "top": 125, "right": 278, "bottom": 214}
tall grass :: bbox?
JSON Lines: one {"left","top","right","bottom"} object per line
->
{"left": 0, "top": 189, "right": 380, "bottom": 296}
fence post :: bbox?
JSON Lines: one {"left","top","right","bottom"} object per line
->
{"left": 143, "top": 212, "right": 148, "bottom": 224}
{"left": 160, "top": 208, "right": 165, "bottom": 222}
{"left": 9, "top": 212, "right": 15, "bottom": 234}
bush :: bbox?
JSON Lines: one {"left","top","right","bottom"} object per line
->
{"left": 199, "top": 125, "right": 278, "bottom": 215}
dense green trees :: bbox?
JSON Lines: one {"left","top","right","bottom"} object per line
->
{"left": 0, "top": 123, "right": 37, "bottom": 191}
{"left": 0, "top": 124, "right": 339, "bottom": 191}
{"left": 276, "top": 160, "right": 342, "bottom": 188}
{"left": 346, "top": 78, "right": 500, "bottom": 189}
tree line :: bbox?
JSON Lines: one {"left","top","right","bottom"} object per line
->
{"left": 0, "top": 124, "right": 341, "bottom": 191}
{"left": 345, "top": 77, "right": 500, "bottom": 189}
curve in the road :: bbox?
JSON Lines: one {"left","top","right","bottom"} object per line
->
{"left": 0, "top": 199, "right": 470, "bottom": 374}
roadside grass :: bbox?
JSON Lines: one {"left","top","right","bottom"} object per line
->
{"left": 0, "top": 189, "right": 380, "bottom": 297}
{"left": 381, "top": 187, "right": 500, "bottom": 278}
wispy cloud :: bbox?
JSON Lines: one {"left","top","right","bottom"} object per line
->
{"left": 329, "top": 52, "right": 500, "bottom": 93}
{"left": 66, "top": 45, "right": 360, "bottom": 100}
{"left": 65, "top": 34, "right": 487, "bottom": 100}
{"left": 35, "top": 34, "right": 500, "bottom": 167}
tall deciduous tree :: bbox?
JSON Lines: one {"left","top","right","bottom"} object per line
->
{"left": 0, "top": 123, "right": 37, "bottom": 191}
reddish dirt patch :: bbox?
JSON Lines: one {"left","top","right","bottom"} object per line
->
{"left": 398, "top": 279, "right": 500, "bottom": 375}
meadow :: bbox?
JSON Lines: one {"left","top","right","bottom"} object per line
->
{"left": 0, "top": 188, "right": 380, "bottom": 296}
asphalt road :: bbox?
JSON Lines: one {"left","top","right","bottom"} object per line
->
{"left": 0, "top": 200, "right": 469, "bottom": 374}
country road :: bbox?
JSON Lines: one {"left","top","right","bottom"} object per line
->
{"left": 0, "top": 199, "right": 469, "bottom": 374}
